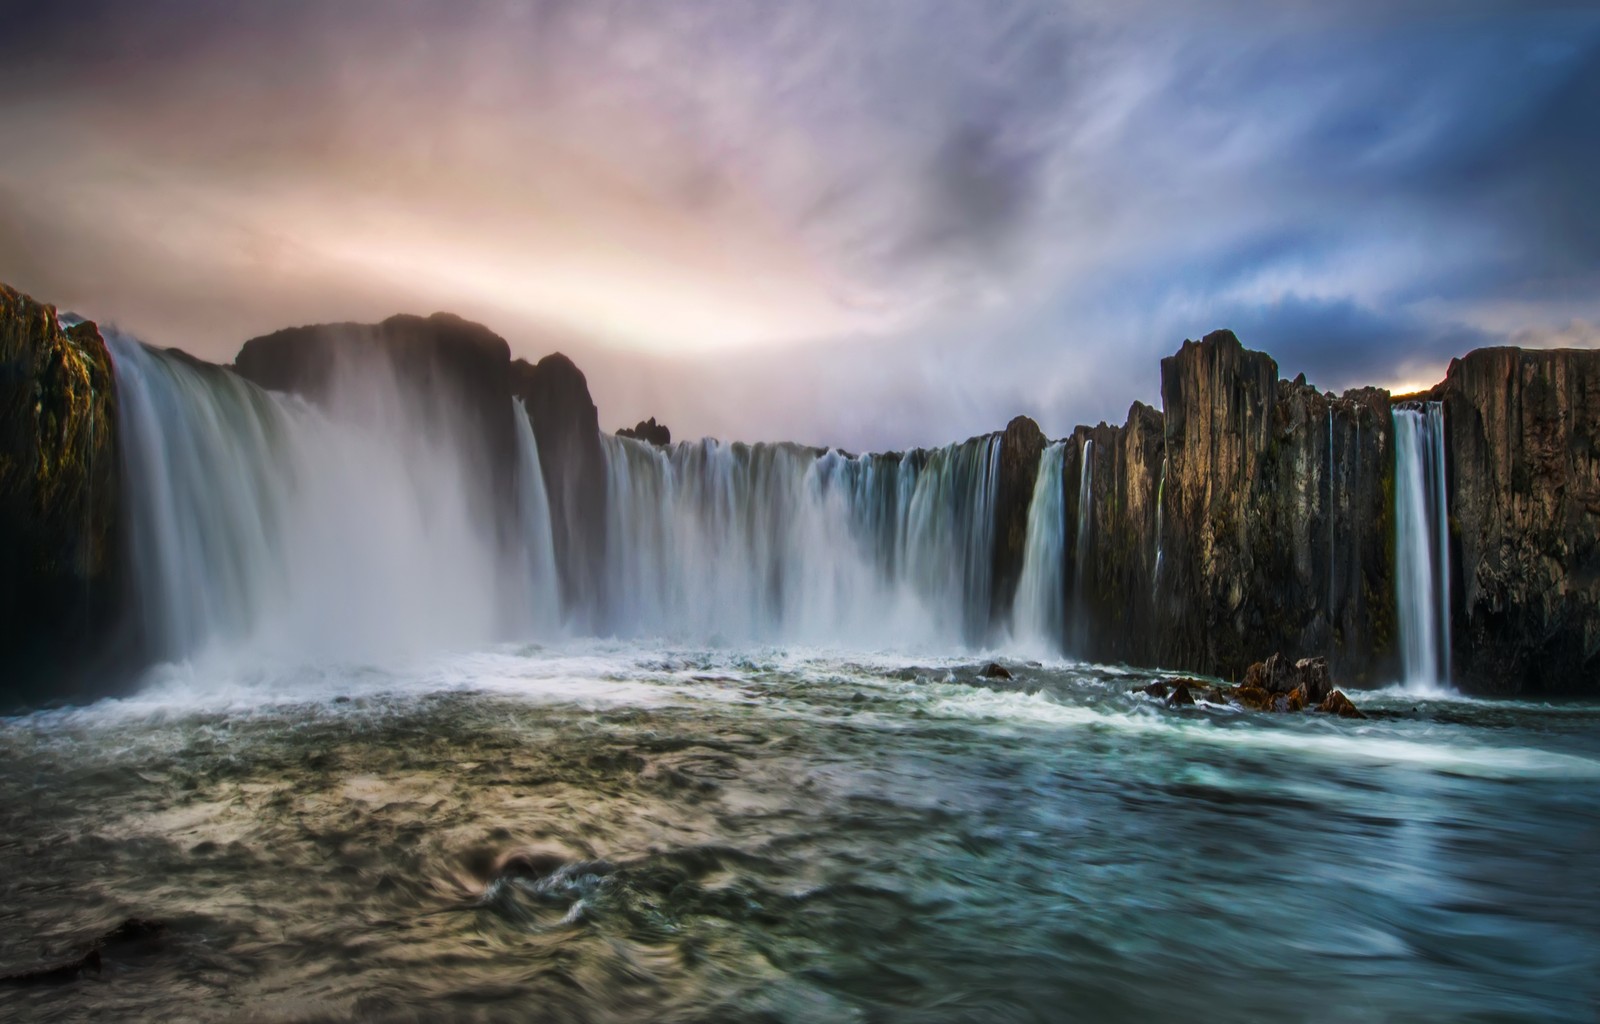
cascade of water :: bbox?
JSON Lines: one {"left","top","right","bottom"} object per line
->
{"left": 1012, "top": 442, "right": 1068, "bottom": 652}
{"left": 512, "top": 399, "right": 564, "bottom": 634}
{"left": 1152, "top": 456, "right": 1166, "bottom": 601}
{"left": 596, "top": 433, "right": 1003, "bottom": 647}
{"left": 1328, "top": 404, "right": 1336, "bottom": 629}
{"left": 1393, "top": 403, "right": 1452, "bottom": 689}
{"left": 1071, "top": 438, "right": 1094, "bottom": 655}
{"left": 110, "top": 334, "right": 548, "bottom": 664}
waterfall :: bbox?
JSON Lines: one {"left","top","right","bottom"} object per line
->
{"left": 1328, "top": 404, "right": 1336, "bottom": 628}
{"left": 596, "top": 433, "right": 1003, "bottom": 647}
{"left": 1012, "top": 442, "right": 1068, "bottom": 652}
{"left": 1071, "top": 438, "right": 1094, "bottom": 655}
{"left": 512, "top": 399, "right": 563, "bottom": 634}
{"left": 1393, "top": 403, "right": 1452, "bottom": 689}
{"left": 1152, "top": 457, "right": 1166, "bottom": 602}
{"left": 110, "top": 334, "right": 555, "bottom": 665}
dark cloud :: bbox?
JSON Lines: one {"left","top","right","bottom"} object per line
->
{"left": 0, "top": 0, "right": 1596, "bottom": 448}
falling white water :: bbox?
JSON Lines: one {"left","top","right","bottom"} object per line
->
{"left": 110, "top": 334, "right": 558, "bottom": 665}
{"left": 1328, "top": 404, "right": 1336, "bottom": 625}
{"left": 1071, "top": 438, "right": 1094, "bottom": 655}
{"left": 1152, "top": 456, "right": 1166, "bottom": 602}
{"left": 1012, "top": 442, "right": 1068, "bottom": 652}
{"left": 1394, "top": 403, "right": 1452, "bottom": 690}
{"left": 597, "top": 433, "right": 1003, "bottom": 647}
{"left": 512, "top": 399, "right": 563, "bottom": 634}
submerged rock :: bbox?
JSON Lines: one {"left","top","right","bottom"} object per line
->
{"left": 1243, "top": 653, "right": 1333, "bottom": 704}
{"left": 1317, "top": 689, "right": 1367, "bottom": 719}
{"left": 0, "top": 918, "right": 166, "bottom": 987}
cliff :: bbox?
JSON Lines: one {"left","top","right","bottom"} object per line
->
{"left": 1061, "top": 331, "right": 1397, "bottom": 683}
{"left": 1439, "top": 347, "right": 1600, "bottom": 693}
{"left": 235, "top": 313, "right": 520, "bottom": 525}
{"left": 511, "top": 353, "right": 607, "bottom": 625}
{"left": 0, "top": 284, "right": 120, "bottom": 703}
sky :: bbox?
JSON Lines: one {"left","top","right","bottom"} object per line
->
{"left": 1, "top": 0, "right": 1597, "bottom": 450}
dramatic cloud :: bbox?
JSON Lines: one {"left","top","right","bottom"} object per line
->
{"left": 1, "top": 0, "right": 1596, "bottom": 447}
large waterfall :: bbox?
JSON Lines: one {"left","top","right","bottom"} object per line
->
{"left": 1393, "top": 402, "right": 1452, "bottom": 689}
{"left": 596, "top": 434, "right": 1003, "bottom": 647}
{"left": 1012, "top": 442, "right": 1068, "bottom": 653}
{"left": 111, "top": 335, "right": 558, "bottom": 664}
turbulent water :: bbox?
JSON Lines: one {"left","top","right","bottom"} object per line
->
{"left": 7, "top": 338, "right": 1594, "bottom": 1020}
{"left": 3, "top": 647, "right": 1597, "bottom": 1022}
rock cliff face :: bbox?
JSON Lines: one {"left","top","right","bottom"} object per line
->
{"left": 1062, "top": 331, "right": 1396, "bottom": 684}
{"left": 990, "top": 415, "right": 1046, "bottom": 626}
{"left": 235, "top": 313, "right": 520, "bottom": 524}
{"left": 1439, "top": 348, "right": 1600, "bottom": 693}
{"left": 511, "top": 353, "right": 607, "bottom": 625}
{"left": 0, "top": 284, "right": 120, "bottom": 703}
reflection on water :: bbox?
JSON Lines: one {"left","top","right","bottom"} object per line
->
{"left": 2, "top": 646, "right": 1598, "bottom": 1022}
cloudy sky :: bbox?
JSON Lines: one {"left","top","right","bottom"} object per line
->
{"left": 1, "top": 0, "right": 1596, "bottom": 449}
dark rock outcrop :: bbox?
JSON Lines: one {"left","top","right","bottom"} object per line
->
{"left": 235, "top": 313, "right": 519, "bottom": 525}
{"left": 990, "top": 415, "right": 1047, "bottom": 625}
{"left": 617, "top": 416, "right": 671, "bottom": 446}
{"left": 511, "top": 353, "right": 607, "bottom": 624}
{"left": 980, "top": 661, "right": 1013, "bottom": 680}
{"left": 0, "top": 284, "right": 120, "bottom": 704}
{"left": 1063, "top": 331, "right": 1396, "bottom": 685}
{"left": 1438, "top": 348, "right": 1600, "bottom": 694}
{"left": 1242, "top": 653, "right": 1333, "bottom": 704}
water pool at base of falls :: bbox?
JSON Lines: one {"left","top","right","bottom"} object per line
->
{"left": 3, "top": 645, "right": 1597, "bottom": 1023}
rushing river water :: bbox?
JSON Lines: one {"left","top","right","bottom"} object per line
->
{"left": 3, "top": 646, "right": 1597, "bottom": 1022}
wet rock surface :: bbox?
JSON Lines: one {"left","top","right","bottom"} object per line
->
{"left": 0, "top": 284, "right": 121, "bottom": 705}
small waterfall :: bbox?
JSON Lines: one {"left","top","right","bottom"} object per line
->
{"left": 1152, "top": 456, "right": 1166, "bottom": 601}
{"left": 1394, "top": 403, "right": 1452, "bottom": 689}
{"left": 1328, "top": 404, "right": 1336, "bottom": 628}
{"left": 1012, "top": 442, "right": 1068, "bottom": 652}
{"left": 110, "top": 333, "right": 552, "bottom": 664}
{"left": 512, "top": 399, "right": 563, "bottom": 634}
{"left": 596, "top": 433, "right": 1003, "bottom": 647}
{"left": 1071, "top": 438, "right": 1094, "bottom": 655}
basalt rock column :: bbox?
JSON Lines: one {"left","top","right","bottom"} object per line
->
{"left": 512, "top": 353, "right": 608, "bottom": 626}
{"left": 1439, "top": 347, "right": 1600, "bottom": 694}
{"left": 0, "top": 284, "right": 120, "bottom": 702}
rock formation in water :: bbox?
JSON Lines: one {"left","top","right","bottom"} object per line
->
{"left": 617, "top": 416, "right": 671, "bottom": 446}
{"left": 0, "top": 284, "right": 120, "bottom": 703}
{"left": 510, "top": 353, "right": 607, "bottom": 624}
{"left": 1435, "top": 348, "right": 1600, "bottom": 694}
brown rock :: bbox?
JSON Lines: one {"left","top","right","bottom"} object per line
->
{"left": 1168, "top": 681, "right": 1195, "bottom": 706}
{"left": 1317, "top": 689, "right": 1367, "bottom": 719}
{"left": 980, "top": 662, "right": 1013, "bottom": 680}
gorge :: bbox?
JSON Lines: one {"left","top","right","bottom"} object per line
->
{"left": 3, "top": 279, "right": 1596, "bottom": 704}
